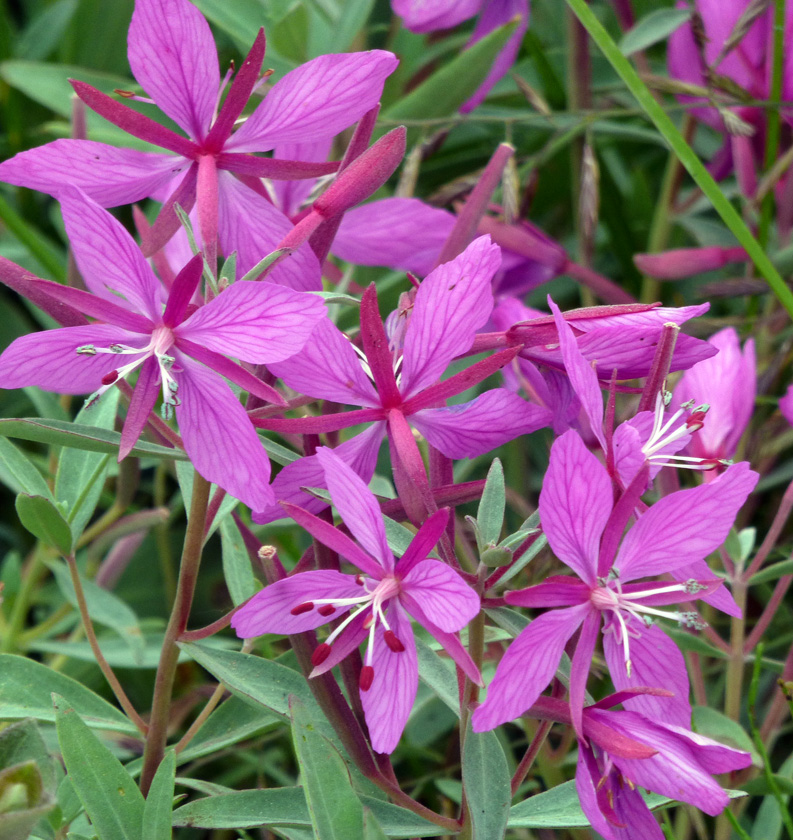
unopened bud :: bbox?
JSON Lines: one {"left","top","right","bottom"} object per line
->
{"left": 481, "top": 545, "right": 513, "bottom": 567}
{"left": 635, "top": 247, "right": 747, "bottom": 280}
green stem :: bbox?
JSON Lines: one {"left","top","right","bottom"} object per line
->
{"left": 758, "top": 0, "right": 787, "bottom": 248}
{"left": 139, "top": 471, "right": 211, "bottom": 796}
{"left": 563, "top": 0, "right": 793, "bottom": 321}
{"left": 1, "top": 550, "right": 46, "bottom": 653}
{"left": 724, "top": 581, "right": 747, "bottom": 721}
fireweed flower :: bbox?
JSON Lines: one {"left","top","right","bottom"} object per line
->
{"left": 392, "top": 0, "right": 529, "bottom": 112}
{"left": 0, "top": 189, "right": 326, "bottom": 510}
{"left": 252, "top": 236, "right": 552, "bottom": 522}
{"left": 525, "top": 691, "right": 752, "bottom": 839}
{"left": 472, "top": 429, "right": 758, "bottom": 735}
{"left": 673, "top": 327, "right": 756, "bottom": 464}
{"left": 0, "top": 0, "right": 398, "bottom": 282}
{"left": 232, "top": 448, "right": 481, "bottom": 754}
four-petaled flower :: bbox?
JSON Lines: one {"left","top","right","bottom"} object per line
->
{"left": 0, "top": 188, "right": 325, "bottom": 510}
{"left": 232, "top": 447, "right": 481, "bottom": 754}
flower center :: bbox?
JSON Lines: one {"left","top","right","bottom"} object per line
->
{"left": 592, "top": 576, "right": 708, "bottom": 676}
{"left": 76, "top": 325, "right": 180, "bottom": 418}
{"left": 294, "top": 574, "right": 405, "bottom": 691}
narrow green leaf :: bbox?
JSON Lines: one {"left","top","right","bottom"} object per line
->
{"left": 0, "top": 719, "right": 57, "bottom": 794}
{"left": 48, "top": 561, "right": 144, "bottom": 664}
{"left": 477, "top": 459, "right": 505, "bottom": 548}
{"left": 15, "top": 494, "right": 73, "bottom": 554}
{"left": 363, "top": 807, "right": 390, "bottom": 840}
{"left": 462, "top": 721, "right": 511, "bottom": 840}
{"left": 219, "top": 517, "right": 257, "bottom": 606}
{"left": 177, "top": 642, "right": 332, "bottom": 736}
{"left": 0, "top": 760, "right": 55, "bottom": 840}
{"left": 0, "top": 437, "right": 54, "bottom": 499}
{"left": 0, "top": 655, "right": 136, "bottom": 734}
{"left": 0, "top": 193, "right": 66, "bottom": 281}
{"left": 171, "top": 788, "right": 446, "bottom": 837}
{"left": 141, "top": 749, "right": 175, "bottom": 840}
{"left": 328, "top": 0, "right": 375, "bottom": 52}
{"left": 383, "top": 20, "right": 519, "bottom": 140}
{"left": 563, "top": 0, "right": 793, "bottom": 321}
{"left": 618, "top": 8, "right": 690, "bottom": 56}
{"left": 291, "top": 696, "right": 364, "bottom": 839}
{"left": 749, "top": 557, "right": 793, "bottom": 585}
{"left": 508, "top": 780, "right": 672, "bottom": 828}
{"left": 15, "top": 0, "right": 79, "bottom": 61}
{"left": 0, "top": 418, "right": 187, "bottom": 460}
{"left": 54, "top": 696, "right": 145, "bottom": 840}
{"left": 55, "top": 388, "right": 119, "bottom": 537}
{"left": 414, "top": 635, "right": 459, "bottom": 715}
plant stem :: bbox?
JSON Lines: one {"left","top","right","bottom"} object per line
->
{"left": 65, "top": 554, "right": 148, "bottom": 735}
{"left": 1, "top": 550, "right": 46, "bottom": 653}
{"left": 724, "top": 580, "right": 747, "bottom": 720}
{"left": 511, "top": 719, "right": 553, "bottom": 796}
{"left": 139, "top": 471, "right": 211, "bottom": 796}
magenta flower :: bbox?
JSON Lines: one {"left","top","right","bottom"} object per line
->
{"left": 392, "top": 0, "right": 529, "bottom": 112}
{"left": 527, "top": 691, "right": 751, "bottom": 839}
{"left": 232, "top": 448, "right": 481, "bottom": 754}
{"left": 674, "top": 327, "right": 756, "bottom": 463}
{"left": 0, "top": 0, "right": 397, "bottom": 277}
{"left": 0, "top": 188, "right": 326, "bottom": 510}
{"left": 252, "top": 236, "right": 551, "bottom": 522}
{"left": 472, "top": 430, "right": 758, "bottom": 735}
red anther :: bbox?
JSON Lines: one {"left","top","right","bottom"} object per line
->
{"left": 355, "top": 574, "right": 365, "bottom": 586}
{"left": 290, "top": 601, "right": 314, "bottom": 615}
{"left": 318, "top": 605, "right": 336, "bottom": 616}
{"left": 101, "top": 370, "right": 119, "bottom": 386}
{"left": 384, "top": 630, "right": 405, "bottom": 652}
{"left": 686, "top": 411, "right": 707, "bottom": 430}
{"left": 359, "top": 665, "right": 374, "bottom": 691}
{"left": 700, "top": 458, "right": 721, "bottom": 471}
{"left": 311, "top": 643, "right": 331, "bottom": 666}
{"left": 114, "top": 89, "right": 135, "bottom": 98}
{"left": 363, "top": 613, "right": 374, "bottom": 630}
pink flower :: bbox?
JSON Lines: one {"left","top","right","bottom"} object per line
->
{"left": 0, "top": 189, "right": 326, "bottom": 509}
{"left": 232, "top": 448, "right": 480, "bottom": 754}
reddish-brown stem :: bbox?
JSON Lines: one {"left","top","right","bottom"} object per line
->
{"left": 745, "top": 573, "right": 793, "bottom": 653}
{"left": 511, "top": 719, "right": 553, "bottom": 796}
{"left": 744, "top": 478, "right": 793, "bottom": 579}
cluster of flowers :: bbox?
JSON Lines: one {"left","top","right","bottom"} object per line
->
{"left": 0, "top": 0, "right": 762, "bottom": 836}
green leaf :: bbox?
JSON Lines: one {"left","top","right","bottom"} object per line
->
{"left": 462, "top": 721, "right": 511, "bottom": 840}
{"left": 618, "top": 8, "right": 690, "bottom": 56}
{"left": 177, "top": 642, "right": 331, "bottom": 735}
{"left": 0, "top": 418, "right": 187, "bottom": 460}
{"left": 15, "top": 494, "right": 73, "bottom": 554}
{"left": 749, "top": 557, "right": 793, "bottom": 585}
{"left": 692, "top": 706, "right": 760, "bottom": 764}
{"left": 0, "top": 719, "right": 57, "bottom": 794}
{"left": 142, "top": 749, "right": 175, "bottom": 840}
{"left": 219, "top": 517, "right": 258, "bottom": 606}
{"left": 508, "top": 780, "right": 672, "bottom": 828}
{"left": 333, "top": 0, "right": 376, "bottom": 52}
{"left": 563, "top": 0, "right": 793, "bottom": 321}
{"left": 0, "top": 760, "right": 55, "bottom": 840}
{"left": 291, "top": 696, "right": 364, "bottom": 839}
{"left": 0, "top": 437, "right": 54, "bottom": 499}
{"left": 171, "top": 788, "right": 447, "bottom": 836}
{"left": 414, "top": 635, "right": 459, "bottom": 715}
{"left": 477, "top": 459, "right": 505, "bottom": 549}
{"left": 383, "top": 19, "right": 519, "bottom": 141}
{"left": 363, "top": 807, "right": 390, "bottom": 840}
{"left": 742, "top": 775, "right": 793, "bottom": 797}
{"left": 0, "top": 655, "right": 136, "bottom": 734}
{"left": 48, "top": 561, "right": 145, "bottom": 664}
{"left": 55, "top": 388, "right": 119, "bottom": 538}
{"left": 15, "top": 0, "right": 78, "bottom": 61}
{"left": 54, "top": 696, "right": 145, "bottom": 840}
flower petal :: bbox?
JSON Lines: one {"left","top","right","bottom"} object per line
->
{"left": 216, "top": 172, "right": 323, "bottom": 291}
{"left": 471, "top": 604, "right": 589, "bottom": 731}
{"left": 401, "top": 559, "right": 479, "bottom": 631}
{"left": 410, "top": 389, "right": 551, "bottom": 459}
{"left": 361, "top": 603, "right": 417, "bottom": 754}
{"left": 128, "top": 0, "right": 219, "bottom": 140}
{"left": 60, "top": 187, "right": 163, "bottom": 321}
{"left": 316, "top": 447, "right": 393, "bottom": 571}
{"left": 400, "top": 236, "right": 500, "bottom": 396}
{"left": 0, "top": 141, "right": 183, "bottom": 206}
{"left": 538, "top": 430, "right": 610, "bottom": 586}
{"left": 225, "top": 51, "right": 398, "bottom": 152}
{"left": 603, "top": 620, "right": 692, "bottom": 728}
{"left": 173, "top": 354, "right": 274, "bottom": 509}
{"left": 177, "top": 280, "right": 325, "bottom": 363}
{"left": 506, "top": 577, "right": 591, "bottom": 608}
{"left": 669, "top": 560, "right": 742, "bottom": 617}
{"left": 333, "top": 198, "right": 456, "bottom": 275}
{"left": 393, "top": 0, "right": 480, "bottom": 31}
{"left": 268, "top": 317, "right": 380, "bottom": 406}
{"left": 252, "top": 422, "right": 385, "bottom": 524}
{"left": 230, "top": 571, "right": 364, "bottom": 637}
{"left": 0, "top": 325, "right": 148, "bottom": 394}
{"left": 575, "top": 747, "right": 619, "bottom": 840}
{"left": 615, "top": 461, "right": 758, "bottom": 581}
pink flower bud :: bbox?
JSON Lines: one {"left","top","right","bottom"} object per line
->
{"left": 634, "top": 247, "right": 747, "bottom": 280}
